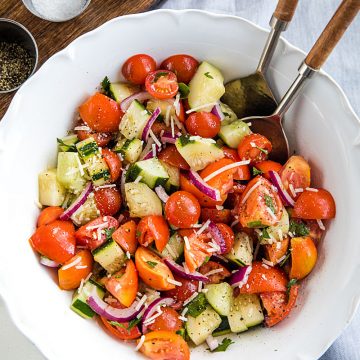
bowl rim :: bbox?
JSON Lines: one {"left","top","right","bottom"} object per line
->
{"left": 0, "top": 9, "right": 359, "bottom": 360}
{"left": 0, "top": 17, "right": 39, "bottom": 93}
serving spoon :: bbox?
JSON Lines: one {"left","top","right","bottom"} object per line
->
{"left": 241, "top": 0, "right": 360, "bottom": 164}
{"left": 221, "top": 0, "right": 299, "bottom": 118}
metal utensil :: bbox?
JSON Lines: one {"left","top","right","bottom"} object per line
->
{"left": 221, "top": 0, "right": 299, "bottom": 118}
{"left": 240, "top": 0, "right": 360, "bottom": 164}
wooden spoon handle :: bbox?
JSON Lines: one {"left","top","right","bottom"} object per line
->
{"left": 305, "top": 0, "right": 360, "bottom": 70}
{"left": 273, "top": 0, "right": 299, "bottom": 22}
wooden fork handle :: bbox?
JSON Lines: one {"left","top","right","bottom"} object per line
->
{"left": 305, "top": 0, "right": 360, "bottom": 70}
{"left": 273, "top": 0, "right": 299, "bottom": 22}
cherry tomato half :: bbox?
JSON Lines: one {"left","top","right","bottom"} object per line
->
{"left": 79, "top": 93, "right": 122, "bottom": 133}
{"left": 102, "top": 148, "right": 122, "bottom": 182}
{"left": 165, "top": 191, "right": 201, "bottom": 228}
{"left": 94, "top": 187, "right": 122, "bottom": 216}
{"left": 112, "top": 220, "right": 138, "bottom": 255}
{"left": 158, "top": 145, "right": 190, "bottom": 170}
{"left": 222, "top": 146, "right": 250, "bottom": 180}
{"left": 165, "top": 276, "right": 199, "bottom": 303}
{"left": 76, "top": 126, "right": 113, "bottom": 147}
{"left": 238, "top": 133, "right": 272, "bottom": 164}
{"left": 254, "top": 160, "right": 283, "bottom": 181}
{"left": 122, "top": 54, "right": 156, "bottom": 85}
{"left": 160, "top": 54, "right": 199, "bottom": 83}
{"left": 199, "top": 261, "right": 230, "bottom": 284}
{"left": 185, "top": 112, "right": 220, "bottom": 138}
{"left": 37, "top": 206, "right": 64, "bottom": 227}
{"left": 100, "top": 316, "right": 141, "bottom": 340}
{"left": 184, "top": 232, "right": 211, "bottom": 273}
{"left": 145, "top": 70, "right": 179, "bottom": 100}
{"left": 200, "top": 208, "right": 232, "bottom": 224}
{"left": 148, "top": 307, "right": 182, "bottom": 332}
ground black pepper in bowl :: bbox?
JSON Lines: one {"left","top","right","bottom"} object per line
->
{"left": 0, "top": 41, "right": 35, "bottom": 92}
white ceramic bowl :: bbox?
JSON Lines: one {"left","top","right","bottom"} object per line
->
{"left": 0, "top": 10, "right": 359, "bottom": 360}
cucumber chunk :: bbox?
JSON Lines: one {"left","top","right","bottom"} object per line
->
{"left": 114, "top": 138, "right": 143, "bottom": 164}
{"left": 186, "top": 305, "right": 222, "bottom": 345}
{"left": 160, "top": 160, "right": 180, "bottom": 193}
{"left": 219, "top": 120, "right": 252, "bottom": 148}
{"left": 127, "top": 158, "right": 169, "bottom": 189}
{"left": 92, "top": 238, "right": 126, "bottom": 274}
{"left": 146, "top": 98, "right": 176, "bottom": 118}
{"left": 70, "top": 194, "right": 99, "bottom": 226}
{"left": 57, "top": 134, "right": 78, "bottom": 152}
{"left": 57, "top": 152, "right": 86, "bottom": 194}
{"left": 160, "top": 232, "right": 184, "bottom": 260}
{"left": 188, "top": 62, "right": 225, "bottom": 112}
{"left": 119, "top": 100, "right": 150, "bottom": 140}
{"left": 219, "top": 102, "right": 238, "bottom": 126}
{"left": 226, "top": 232, "right": 253, "bottom": 266}
{"left": 259, "top": 208, "right": 290, "bottom": 244}
{"left": 125, "top": 182, "right": 163, "bottom": 217}
{"left": 109, "top": 82, "right": 139, "bottom": 103}
{"left": 204, "top": 282, "right": 233, "bottom": 316}
{"left": 175, "top": 135, "right": 224, "bottom": 171}
{"left": 213, "top": 317, "right": 231, "bottom": 336}
{"left": 38, "top": 169, "right": 66, "bottom": 206}
{"left": 232, "top": 294, "right": 264, "bottom": 328}
{"left": 71, "top": 279, "right": 105, "bottom": 319}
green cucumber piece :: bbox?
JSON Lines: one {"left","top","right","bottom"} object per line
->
{"left": 70, "top": 194, "right": 99, "bottom": 226}
{"left": 119, "top": 100, "right": 150, "bottom": 140}
{"left": 114, "top": 138, "right": 143, "bottom": 164}
{"left": 188, "top": 62, "right": 225, "bottom": 111}
{"left": 175, "top": 135, "right": 224, "bottom": 171}
{"left": 109, "top": 82, "right": 139, "bottom": 103}
{"left": 259, "top": 207, "right": 289, "bottom": 244}
{"left": 213, "top": 317, "right": 231, "bottom": 337}
{"left": 127, "top": 158, "right": 169, "bottom": 189}
{"left": 204, "top": 282, "right": 233, "bottom": 316}
{"left": 219, "top": 102, "right": 237, "bottom": 126}
{"left": 38, "top": 169, "right": 66, "bottom": 206}
{"left": 159, "top": 160, "right": 180, "bottom": 193}
{"left": 226, "top": 232, "right": 253, "bottom": 266}
{"left": 186, "top": 293, "right": 208, "bottom": 318}
{"left": 160, "top": 232, "right": 184, "bottom": 261}
{"left": 219, "top": 120, "right": 252, "bottom": 148}
{"left": 125, "top": 182, "right": 163, "bottom": 217}
{"left": 57, "top": 134, "right": 78, "bottom": 152}
{"left": 232, "top": 294, "right": 264, "bottom": 328}
{"left": 71, "top": 279, "right": 105, "bottom": 319}
{"left": 57, "top": 152, "right": 86, "bottom": 193}
{"left": 186, "top": 305, "right": 222, "bottom": 345}
{"left": 92, "top": 238, "right": 126, "bottom": 274}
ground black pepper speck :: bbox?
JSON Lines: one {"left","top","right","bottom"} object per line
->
{"left": 0, "top": 42, "right": 34, "bottom": 91}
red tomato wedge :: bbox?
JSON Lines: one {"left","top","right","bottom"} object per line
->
{"left": 30, "top": 220, "right": 76, "bottom": 264}
{"left": 112, "top": 220, "right": 138, "bottom": 254}
{"left": 184, "top": 232, "right": 211, "bottom": 273}
{"left": 145, "top": 70, "right": 179, "bottom": 100}
{"left": 148, "top": 307, "right": 183, "bottom": 332}
{"left": 37, "top": 206, "right": 64, "bottom": 227}
{"left": 58, "top": 250, "right": 93, "bottom": 290}
{"left": 158, "top": 145, "right": 190, "bottom": 170}
{"left": 135, "top": 247, "right": 175, "bottom": 291}
{"left": 238, "top": 133, "right": 272, "bottom": 164}
{"left": 240, "top": 261, "right": 288, "bottom": 294}
{"left": 200, "top": 208, "right": 232, "bottom": 224}
{"left": 290, "top": 236, "right": 317, "bottom": 280}
{"left": 75, "top": 216, "right": 119, "bottom": 250}
{"left": 260, "top": 285, "right": 299, "bottom": 327}
{"left": 222, "top": 146, "right": 251, "bottom": 180}
{"left": 79, "top": 93, "right": 122, "bottom": 132}
{"left": 138, "top": 331, "right": 190, "bottom": 360}
{"left": 238, "top": 176, "right": 283, "bottom": 228}
{"left": 100, "top": 316, "right": 141, "bottom": 340}
{"left": 199, "top": 261, "right": 231, "bottom": 284}
{"left": 160, "top": 54, "right": 199, "bottom": 83}
{"left": 136, "top": 215, "right": 170, "bottom": 252}
{"left": 264, "top": 237, "right": 289, "bottom": 264}
{"left": 254, "top": 160, "right": 283, "bottom": 181}
{"left": 105, "top": 260, "right": 138, "bottom": 307}
{"left": 165, "top": 276, "right": 199, "bottom": 303}
{"left": 102, "top": 148, "right": 122, "bottom": 182}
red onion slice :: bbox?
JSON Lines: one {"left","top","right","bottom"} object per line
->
{"left": 139, "top": 138, "right": 161, "bottom": 160}
{"left": 228, "top": 265, "right": 252, "bottom": 288}
{"left": 87, "top": 290, "right": 144, "bottom": 321}
{"left": 155, "top": 185, "right": 169, "bottom": 203}
{"left": 269, "top": 170, "right": 295, "bottom": 207}
{"left": 120, "top": 91, "right": 153, "bottom": 112}
{"left": 59, "top": 182, "right": 93, "bottom": 221}
{"left": 164, "top": 258, "right": 209, "bottom": 282}
{"left": 208, "top": 222, "right": 227, "bottom": 254}
{"left": 211, "top": 103, "right": 225, "bottom": 121}
{"left": 160, "top": 131, "right": 181, "bottom": 144}
{"left": 188, "top": 170, "right": 221, "bottom": 201}
{"left": 142, "top": 107, "right": 161, "bottom": 142}
{"left": 142, "top": 297, "right": 175, "bottom": 333}
{"left": 39, "top": 256, "right": 59, "bottom": 268}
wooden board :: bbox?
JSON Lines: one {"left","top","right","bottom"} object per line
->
{"left": 0, "top": 0, "right": 160, "bottom": 119}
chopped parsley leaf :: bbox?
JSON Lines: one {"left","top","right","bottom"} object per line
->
{"left": 109, "top": 321, "right": 126, "bottom": 328}
{"left": 287, "top": 278, "right": 298, "bottom": 295}
{"left": 261, "top": 227, "right": 271, "bottom": 239}
{"left": 252, "top": 167, "right": 263, "bottom": 176}
{"left": 101, "top": 76, "right": 115, "bottom": 100}
{"left": 204, "top": 72, "right": 214, "bottom": 79}
{"left": 127, "top": 317, "right": 141, "bottom": 330}
{"left": 146, "top": 261, "right": 158, "bottom": 268}
{"left": 289, "top": 219, "right": 309, "bottom": 237}
{"left": 104, "top": 227, "right": 115, "bottom": 241}
{"left": 264, "top": 194, "right": 275, "bottom": 213}
{"left": 210, "top": 338, "right": 234, "bottom": 352}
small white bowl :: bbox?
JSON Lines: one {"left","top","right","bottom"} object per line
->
{"left": 0, "top": 9, "right": 359, "bottom": 360}
{"left": 22, "top": 0, "right": 91, "bottom": 22}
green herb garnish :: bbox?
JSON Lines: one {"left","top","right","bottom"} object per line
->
{"left": 109, "top": 321, "right": 126, "bottom": 328}
{"left": 178, "top": 82, "right": 190, "bottom": 98}
{"left": 127, "top": 317, "right": 142, "bottom": 330}
{"left": 252, "top": 167, "right": 263, "bottom": 176}
{"left": 187, "top": 293, "right": 208, "bottom": 318}
{"left": 287, "top": 278, "right": 298, "bottom": 295}
{"left": 101, "top": 76, "right": 115, "bottom": 99}
{"left": 289, "top": 219, "right": 310, "bottom": 237}
{"left": 210, "top": 338, "right": 234, "bottom": 352}
{"left": 257, "top": 146, "right": 268, "bottom": 154}
{"left": 279, "top": 252, "right": 291, "bottom": 267}
{"left": 264, "top": 194, "right": 275, "bottom": 213}
{"left": 204, "top": 72, "right": 213, "bottom": 79}
{"left": 146, "top": 261, "right": 158, "bottom": 268}
{"left": 261, "top": 227, "right": 271, "bottom": 239}
{"left": 104, "top": 227, "right": 115, "bottom": 241}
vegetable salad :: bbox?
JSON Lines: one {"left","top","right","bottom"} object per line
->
{"left": 30, "top": 53, "right": 336, "bottom": 359}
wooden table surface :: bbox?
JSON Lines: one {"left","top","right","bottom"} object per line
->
{"left": 0, "top": 0, "right": 160, "bottom": 119}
